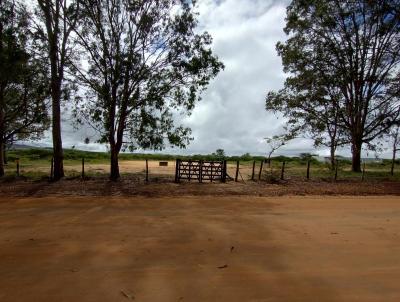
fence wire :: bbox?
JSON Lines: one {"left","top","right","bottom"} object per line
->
{"left": 3, "top": 158, "right": 399, "bottom": 182}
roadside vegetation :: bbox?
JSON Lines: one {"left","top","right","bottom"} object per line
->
{"left": 2, "top": 148, "right": 398, "bottom": 182}
{"left": 1, "top": 0, "right": 399, "bottom": 181}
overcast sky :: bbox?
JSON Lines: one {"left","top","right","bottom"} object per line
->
{"left": 31, "top": 0, "right": 393, "bottom": 158}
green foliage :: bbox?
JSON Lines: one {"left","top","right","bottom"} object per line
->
{"left": 0, "top": 0, "right": 50, "bottom": 145}
{"left": 4, "top": 148, "right": 297, "bottom": 163}
{"left": 264, "top": 134, "right": 294, "bottom": 159}
{"left": 267, "top": 0, "right": 400, "bottom": 172}
{"left": 298, "top": 153, "right": 319, "bottom": 164}
{"left": 262, "top": 169, "right": 281, "bottom": 184}
{"left": 239, "top": 153, "right": 252, "bottom": 161}
{"left": 73, "top": 0, "right": 224, "bottom": 154}
{"left": 271, "top": 155, "right": 298, "bottom": 163}
{"left": 0, "top": 0, "right": 50, "bottom": 177}
{"left": 211, "top": 149, "right": 226, "bottom": 160}
{"left": 4, "top": 148, "right": 400, "bottom": 182}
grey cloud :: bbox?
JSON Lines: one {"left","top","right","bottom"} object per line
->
{"left": 27, "top": 0, "right": 394, "bottom": 159}
{"left": 177, "top": 0, "right": 291, "bottom": 155}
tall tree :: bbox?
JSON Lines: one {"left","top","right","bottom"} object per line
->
{"left": 35, "top": 0, "right": 79, "bottom": 180}
{"left": 388, "top": 125, "right": 400, "bottom": 176}
{"left": 72, "top": 0, "right": 223, "bottom": 180}
{"left": 0, "top": 0, "right": 50, "bottom": 176}
{"left": 266, "top": 81, "right": 347, "bottom": 170}
{"left": 268, "top": 0, "right": 400, "bottom": 172}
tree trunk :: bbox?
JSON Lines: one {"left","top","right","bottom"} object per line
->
{"left": 51, "top": 82, "right": 64, "bottom": 181}
{"left": 0, "top": 13, "right": 3, "bottom": 177}
{"left": 0, "top": 83, "right": 4, "bottom": 176}
{"left": 0, "top": 100, "right": 4, "bottom": 177}
{"left": 0, "top": 140, "right": 4, "bottom": 177}
{"left": 330, "top": 143, "right": 336, "bottom": 171}
{"left": 110, "top": 146, "right": 120, "bottom": 181}
{"left": 351, "top": 141, "right": 362, "bottom": 172}
{"left": 43, "top": 1, "right": 64, "bottom": 181}
{"left": 391, "top": 147, "right": 396, "bottom": 176}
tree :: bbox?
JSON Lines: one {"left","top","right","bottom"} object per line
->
{"left": 214, "top": 149, "right": 226, "bottom": 160}
{"left": 72, "top": 0, "right": 223, "bottom": 180}
{"left": 299, "top": 153, "right": 314, "bottom": 161}
{"left": 264, "top": 133, "right": 292, "bottom": 165}
{"left": 266, "top": 86, "right": 346, "bottom": 170}
{"left": 35, "top": 0, "right": 80, "bottom": 180}
{"left": 240, "top": 153, "right": 252, "bottom": 161}
{"left": 0, "top": 0, "right": 50, "bottom": 176}
{"left": 388, "top": 125, "right": 400, "bottom": 176}
{"left": 268, "top": 0, "right": 400, "bottom": 172}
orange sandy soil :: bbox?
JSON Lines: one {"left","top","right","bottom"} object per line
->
{"left": 17, "top": 159, "right": 346, "bottom": 179}
{"left": 0, "top": 195, "right": 399, "bottom": 302}
{"left": 21, "top": 160, "right": 251, "bottom": 175}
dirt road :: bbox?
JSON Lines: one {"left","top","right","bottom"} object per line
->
{"left": 0, "top": 196, "right": 399, "bottom": 301}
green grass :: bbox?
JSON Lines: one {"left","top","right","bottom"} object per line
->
{"left": 2, "top": 147, "right": 399, "bottom": 181}
{"left": 261, "top": 160, "right": 400, "bottom": 181}
{"left": 5, "top": 148, "right": 273, "bottom": 163}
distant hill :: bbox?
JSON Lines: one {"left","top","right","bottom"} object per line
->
{"left": 9, "top": 144, "right": 38, "bottom": 150}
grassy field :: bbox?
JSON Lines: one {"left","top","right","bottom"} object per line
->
{"left": 2, "top": 148, "right": 399, "bottom": 181}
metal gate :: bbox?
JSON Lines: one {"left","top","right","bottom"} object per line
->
{"left": 175, "top": 160, "right": 227, "bottom": 183}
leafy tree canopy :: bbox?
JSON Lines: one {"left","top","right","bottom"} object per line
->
{"left": 266, "top": 0, "right": 400, "bottom": 172}
{"left": 0, "top": 0, "right": 50, "bottom": 176}
{"left": 71, "top": 0, "right": 224, "bottom": 179}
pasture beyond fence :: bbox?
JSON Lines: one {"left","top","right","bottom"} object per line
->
{"left": 175, "top": 160, "right": 227, "bottom": 183}
{"left": 2, "top": 157, "right": 400, "bottom": 183}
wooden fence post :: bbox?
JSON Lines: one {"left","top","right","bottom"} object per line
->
{"left": 222, "top": 160, "right": 227, "bottom": 183}
{"left": 189, "top": 160, "right": 192, "bottom": 182}
{"left": 334, "top": 160, "right": 338, "bottom": 181}
{"left": 145, "top": 159, "right": 149, "bottom": 182}
{"left": 199, "top": 160, "right": 203, "bottom": 183}
{"left": 391, "top": 159, "right": 395, "bottom": 176}
{"left": 280, "top": 161, "right": 285, "bottom": 180}
{"left": 258, "top": 160, "right": 264, "bottom": 180}
{"left": 306, "top": 160, "right": 311, "bottom": 180}
{"left": 362, "top": 162, "right": 366, "bottom": 181}
{"left": 235, "top": 161, "right": 239, "bottom": 182}
{"left": 50, "top": 157, "right": 54, "bottom": 181}
{"left": 175, "top": 159, "right": 180, "bottom": 183}
{"left": 82, "top": 157, "right": 85, "bottom": 179}
{"left": 16, "top": 158, "right": 20, "bottom": 177}
{"left": 210, "top": 161, "right": 213, "bottom": 182}
{"left": 251, "top": 160, "right": 256, "bottom": 180}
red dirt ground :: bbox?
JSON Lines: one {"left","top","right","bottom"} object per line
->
{"left": 0, "top": 195, "right": 399, "bottom": 302}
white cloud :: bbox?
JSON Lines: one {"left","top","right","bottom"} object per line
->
{"left": 28, "top": 0, "right": 394, "bottom": 159}
{"left": 174, "top": 0, "right": 291, "bottom": 155}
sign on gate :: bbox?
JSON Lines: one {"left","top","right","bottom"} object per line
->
{"left": 175, "top": 160, "right": 227, "bottom": 183}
